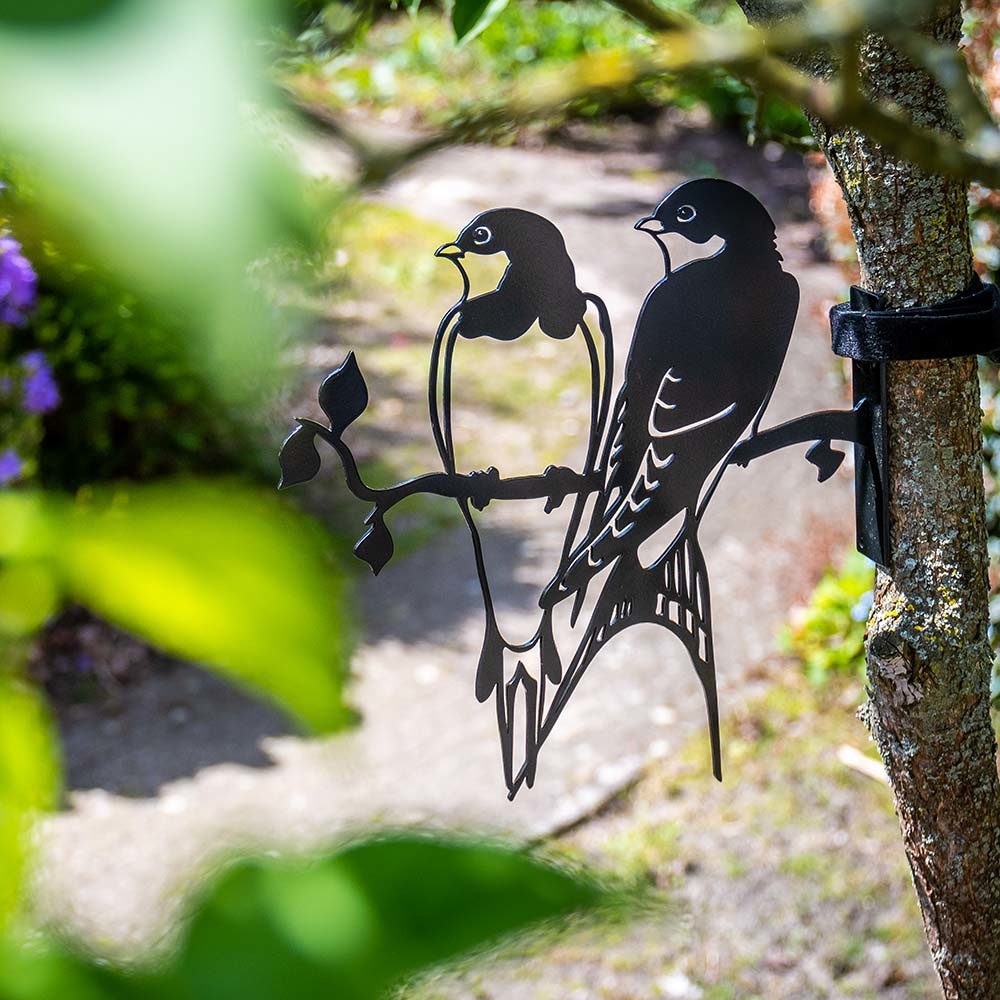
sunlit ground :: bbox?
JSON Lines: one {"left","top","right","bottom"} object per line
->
{"left": 411, "top": 671, "right": 937, "bottom": 1000}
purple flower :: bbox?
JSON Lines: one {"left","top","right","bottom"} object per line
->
{"left": 20, "top": 351, "right": 59, "bottom": 414}
{"left": 0, "top": 448, "right": 22, "bottom": 486}
{"left": 0, "top": 236, "right": 37, "bottom": 327}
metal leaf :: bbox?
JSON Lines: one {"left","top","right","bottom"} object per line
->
{"left": 354, "top": 512, "right": 394, "bottom": 575}
{"left": 475, "top": 620, "right": 505, "bottom": 702}
{"left": 319, "top": 352, "right": 369, "bottom": 437}
{"left": 278, "top": 423, "right": 321, "bottom": 489}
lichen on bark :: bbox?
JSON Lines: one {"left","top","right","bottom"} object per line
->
{"left": 739, "top": 2, "right": 1000, "bottom": 997}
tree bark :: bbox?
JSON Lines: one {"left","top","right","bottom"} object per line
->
{"left": 738, "top": 3, "right": 1000, "bottom": 996}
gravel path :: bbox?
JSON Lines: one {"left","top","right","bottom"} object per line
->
{"left": 34, "top": 120, "right": 857, "bottom": 958}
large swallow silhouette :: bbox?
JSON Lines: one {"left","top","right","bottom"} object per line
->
{"left": 535, "top": 179, "right": 799, "bottom": 789}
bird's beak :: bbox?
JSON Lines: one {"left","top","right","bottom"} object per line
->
{"left": 636, "top": 217, "right": 672, "bottom": 274}
{"left": 435, "top": 242, "right": 464, "bottom": 259}
{"left": 634, "top": 216, "right": 666, "bottom": 234}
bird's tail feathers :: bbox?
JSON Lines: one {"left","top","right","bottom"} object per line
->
{"left": 592, "top": 518, "right": 721, "bottom": 780}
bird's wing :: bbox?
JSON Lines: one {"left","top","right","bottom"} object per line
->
{"left": 543, "top": 346, "right": 742, "bottom": 611}
{"left": 642, "top": 365, "right": 738, "bottom": 439}
{"left": 455, "top": 281, "right": 537, "bottom": 342}
{"left": 585, "top": 367, "right": 738, "bottom": 556}
{"left": 598, "top": 339, "right": 742, "bottom": 515}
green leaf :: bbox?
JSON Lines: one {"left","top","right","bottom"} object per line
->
{"left": 61, "top": 482, "right": 354, "bottom": 732}
{"left": 0, "top": 936, "right": 113, "bottom": 1000}
{"left": 0, "top": 0, "right": 123, "bottom": 28}
{"left": 0, "top": 563, "right": 61, "bottom": 637}
{"left": 157, "top": 834, "right": 625, "bottom": 999}
{"left": 0, "top": 674, "right": 59, "bottom": 928}
{"left": 0, "top": 835, "right": 633, "bottom": 999}
{"left": 0, "top": 482, "right": 354, "bottom": 733}
{"left": 0, "top": 494, "right": 54, "bottom": 562}
{"left": 451, "top": 0, "right": 507, "bottom": 41}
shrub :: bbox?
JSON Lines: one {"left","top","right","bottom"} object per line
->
{"left": 284, "top": 0, "right": 811, "bottom": 143}
{"left": 779, "top": 550, "right": 874, "bottom": 687}
{"left": 0, "top": 181, "right": 271, "bottom": 491}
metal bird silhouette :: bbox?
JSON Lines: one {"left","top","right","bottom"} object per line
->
{"left": 533, "top": 179, "right": 799, "bottom": 792}
{"left": 278, "top": 178, "right": 885, "bottom": 801}
{"left": 430, "top": 208, "right": 615, "bottom": 792}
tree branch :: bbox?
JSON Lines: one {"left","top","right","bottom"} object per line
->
{"left": 288, "top": 0, "right": 1000, "bottom": 190}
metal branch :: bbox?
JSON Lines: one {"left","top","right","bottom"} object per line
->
{"left": 302, "top": 419, "right": 600, "bottom": 514}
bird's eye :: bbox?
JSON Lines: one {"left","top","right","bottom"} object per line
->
{"left": 675, "top": 205, "right": 697, "bottom": 223}
{"left": 473, "top": 226, "right": 492, "bottom": 245}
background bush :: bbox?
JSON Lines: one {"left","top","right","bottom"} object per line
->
{"left": 283, "top": 0, "right": 811, "bottom": 143}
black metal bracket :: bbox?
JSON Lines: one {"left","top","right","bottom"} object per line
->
{"left": 276, "top": 179, "right": 921, "bottom": 798}
{"left": 830, "top": 274, "right": 1000, "bottom": 363}
{"left": 851, "top": 361, "right": 889, "bottom": 567}
{"left": 828, "top": 273, "right": 1000, "bottom": 566}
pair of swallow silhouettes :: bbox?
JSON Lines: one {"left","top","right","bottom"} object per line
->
{"left": 430, "top": 179, "right": 799, "bottom": 793}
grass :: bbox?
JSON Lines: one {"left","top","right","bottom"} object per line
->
{"left": 408, "top": 669, "right": 938, "bottom": 999}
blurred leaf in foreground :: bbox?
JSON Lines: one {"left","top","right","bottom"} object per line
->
{"left": 164, "top": 835, "right": 624, "bottom": 999}
{"left": 0, "top": 0, "right": 316, "bottom": 396}
{"left": 0, "top": 481, "right": 354, "bottom": 732}
{"left": 0, "top": 834, "right": 632, "bottom": 999}
{"left": 452, "top": 0, "right": 509, "bottom": 42}
{"left": 0, "top": 673, "right": 59, "bottom": 928}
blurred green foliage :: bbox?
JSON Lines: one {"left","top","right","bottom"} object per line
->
{"left": 0, "top": 674, "right": 59, "bottom": 929}
{"left": 0, "top": 1, "right": 366, "bottom": 930}
{"left": 779, "top": 550, "right": 874, "bottom": 687}
{"left": 0, "top": 0, "right": 124, "bottom": 29}
{"left": 0, "top": 0, "right": 317, "bottom": 402}
{"left": 0, "top": 834, "right": 629, "bottom": 999}
{"left": 0, "top": 482, "right": 354, "bottom": 732}
{"left": 284, "top": 0, "right": 810, "bottom": 143}
{"left": 1, "top": 225, "right": 263, "bottom": 491}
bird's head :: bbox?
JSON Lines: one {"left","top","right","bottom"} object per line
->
{"left": 435, "top": 210, "right": 505, "bottom": 262}
{"left": 435, "top": 208, "right": 566, "bottom": 263}
{"left": 435, "top": 207, "right": 585, "bottom": 340}
{"left": 635, "top": 179, "right": 779, "bottom": 273}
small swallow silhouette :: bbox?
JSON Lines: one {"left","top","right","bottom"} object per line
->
{"left": 435, "top": 208, "right": 587, "bottom": 342}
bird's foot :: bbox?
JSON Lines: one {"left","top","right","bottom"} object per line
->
{"left": 466, "top": 466, "right": 501, "bottom": 510}
{"left": 729, "top": 438, "right": 755, "bottom": 468}
{"left": 541, "top": 465, "right": 578, "bottom": 513}
{"left": 805, "top": 439, "right": 846, "bottom": 483}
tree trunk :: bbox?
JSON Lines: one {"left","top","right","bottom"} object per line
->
{"left": 738, "top": 3, "right": 1000, "bottom": 996}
